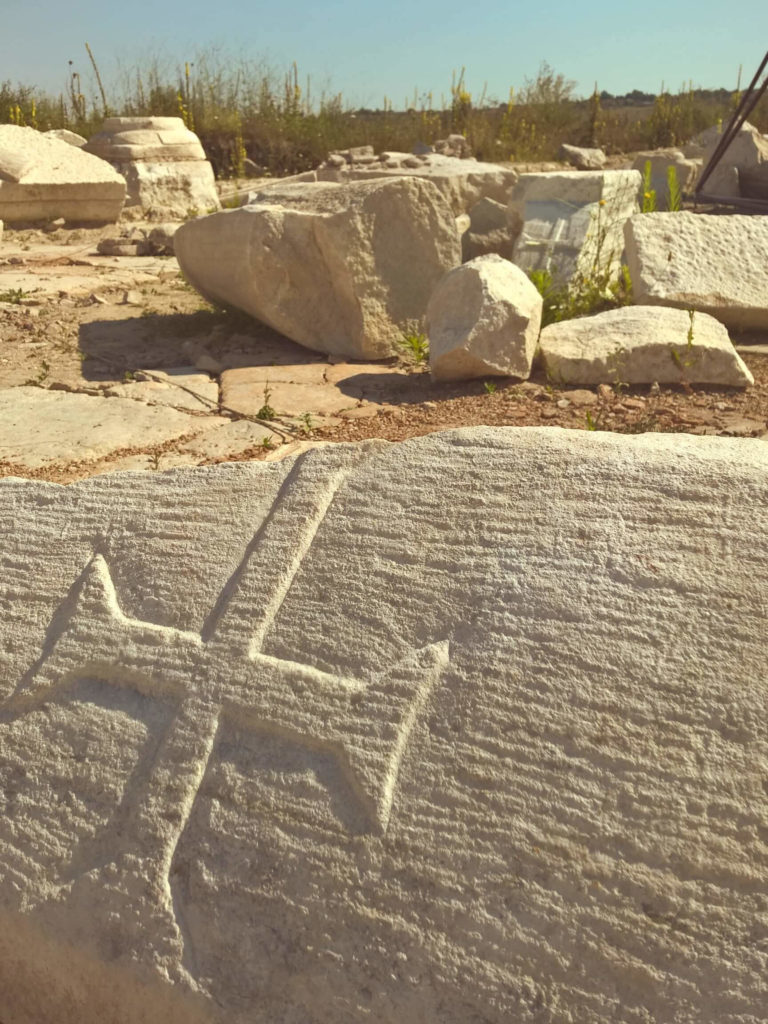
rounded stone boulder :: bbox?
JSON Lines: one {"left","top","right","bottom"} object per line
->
{"left": 427, "top": 253, "right": 543, "bottom": 381}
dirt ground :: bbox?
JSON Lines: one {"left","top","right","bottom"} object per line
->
{"left": 1, "top": 222, "right": 767, "bottom": 484}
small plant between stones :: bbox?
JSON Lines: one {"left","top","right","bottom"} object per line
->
{"left": 399, "top": 331, "right": 429, "bottom": 364}
{"left": 256, "top": 382, "right": 276, "bottom": 420}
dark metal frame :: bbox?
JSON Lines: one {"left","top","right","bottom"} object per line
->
{"left": 692, "top": 50, "right": 768, "bottom": 211}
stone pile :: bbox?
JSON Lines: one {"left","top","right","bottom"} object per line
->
{"left": 84, "top": 116, "right": 220, "bottom": 219}
{"left": 0, "top": 124, "right": 125, "bottom": 224}
{"left": 316, "top": 146, "right": 519, "bottom": 215}
{"left": 174, "top": 177, "right": 461, "bottom": 359}
{"left": 1, "top": 429, "right": 767, "bottom": 1023}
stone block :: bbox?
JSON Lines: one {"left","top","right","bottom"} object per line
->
{"left": 1, "top": 429, "right": 768, "bottom": 1022}
{"left": 624, "top": 211, "right": 768, "bottom": 329}
{"left": 174, "top": 177, "right": 461, "bottom": 359}
{"left": 539, "top": 305, "right": 753, "bottom": 386}
{"left": 0, "top": 125, "right": 125, "bottom": 224}
{"left": 509, "top": 170, "right": 641, "bottom": 286}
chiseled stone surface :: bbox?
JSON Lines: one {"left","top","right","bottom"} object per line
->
{"left": 509, "top": 169, "right": 641, "bottom": 285}
{"left": 540, "top": 305, "right": 753, "bottom": 386}
{"left": 427, "top": 254, "right": 542, "bottom": 380}
{"left": 1, "top": 428, "right": 768, "bottom": 1023}
{"left": 174, "top": 178, "right": 461, "bottom": 359}
{"left": 624, "top": 211, "right": 768, "bottom": 329}
{"left": 0, "top": 125, "right": 125, "bottom": 224}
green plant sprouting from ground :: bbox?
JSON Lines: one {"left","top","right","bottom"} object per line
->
{"left": 483, "top": 380, "right": 497, "bottom": 394}
{"left": 670, "top": 309, "right": 697, "bottom": 372}
{"left": 641, "top": 160, "right": 657, "bottom": 213}
{"left": 666, "top": 165, "right": 682, "bottom": 211}
{"left": 0, "top": 288, "right": 27, "bottom": 304}
{"left": 399, "top": 331, "right": 429, "bottom": 364}
{"left": 256, "top": 381, "right": 276, "bottom": 420}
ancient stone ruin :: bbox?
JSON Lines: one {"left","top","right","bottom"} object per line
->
{"left": 84, "top": 116, "right": 220, "bottom": 219}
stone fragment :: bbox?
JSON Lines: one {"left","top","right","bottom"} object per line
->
{"left": 509, "top": 170, "right": 641, "bottom": 285}
{"left": 631, "top": 149, "right": 701, "bottom": 208}
{"left": 559, "top": 143, "right": 606, "bottom": 169}
{"left": 179, "top": 417, "right": 283, "bottom": 458}
{"left": 462, "top": 196, "right": 520, "bottom": 262}
{"left": 539, "top": 305, "right": 753, "bottom": 386}
{"left": 624, "top": 211, "right": 768, "bottom": 330}
{"left": 85, "top": 117, "right": 220, "bottom": 219}
{"left": 0, "top": 125, "right": 125, "bottom": 224}
{"left": 1, "top": 429, "right": 768, "bottom": 1023}
{"left": 316, "top": 150, "right": 518, "bottom": 215}
{"left": 174, "top": 178, "right": 461, "bottom": 359}
{"left": 0, "top": 386, "right": 214, "bottom": 469}
{"left": 698, "top": 120, "right": 768, "bottom": 198}
{"left": 45, "top": 129, "right": 87, "bottom": 147}
{"left": 105, "top": 368, "right": 218, "bottom": 412}
{"left": 427, "top": 254, "right": 543, "bottom": 380}
{"left": 148, "top": 222, "right": 179, "bottom": 254}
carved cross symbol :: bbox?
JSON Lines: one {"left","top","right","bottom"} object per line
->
{"left": 6, "top": 450, "right": 449, "bottom": 898}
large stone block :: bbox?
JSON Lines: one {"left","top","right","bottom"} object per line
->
{"left": 539, "top": 305, "right": 753, "bottom": 386}
{"left": 1, "top": 430, "right": 767, "bottom": 1023}
{"left": 174, "top": 178, "right": 462, "bottom": 359}
{"left": 316, "top": 152, "right": 519, "bottom": 215}
{"left": 698, "top": 120, "right": 768, "bottom": 198}
{"left": 0, "top": 125, "right": 125, "bottom": 224}
{"left": 624, "top": 211, "right": 768, "bottom": 329}
{"left": 509, "top": 170, "right": 641, "bottom": 285}
{"left": 85, "top": 117, "right": 219, "bottom": 219}
{"left": 427, "top": 254, "right": 542, "bottom": 380}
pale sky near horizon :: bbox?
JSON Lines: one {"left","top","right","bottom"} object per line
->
{"left": 2, "top": 0, "right": 766, "bottom": 109}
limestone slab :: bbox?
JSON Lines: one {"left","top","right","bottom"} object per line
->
{"left": 174, "top": 178, "right": 462, "bottom": 359}
{"left": 509, "top": 170, "right": 641, "bottom": 285}
{"left": 540, "top": 305, "right": 753, "bottom": 386}
{"left": 0, "top": 125, "right": 125, "bottom": 224}
{"left": 624, "top": 211, "right": 768, "bottom": 329}
{"left": 105, "top": 369, "right": 219, "bottom": 413}
{"left": 1, "top": 429, "right": 767, "bottom": 1023}
{"left": 0, "top": 386, "right": 212, "bottom": 469}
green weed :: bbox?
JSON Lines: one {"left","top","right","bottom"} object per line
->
{"left": 399, "top": 331, "right": 429, "bottom": 364}
{"left": 256, "top": 382, "right": 276, "bottom": 420}
{"left": 483, "top": 380, "right": 497, "bottom": 394}
{"left": 0, "top": 288, "right": 27, "bottom": 305}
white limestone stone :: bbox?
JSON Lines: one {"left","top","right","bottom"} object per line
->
{"left": 539, "top": 305, "right": 753, "bottom": 386}
{"left": 1, "top": 428, "right": 767, "bottom": 1023}
{"left": 0, "top": 386, "right": 217, "bottom": 469}
{"left": 427, "top": 254, "right": 542, "bottom": 380}
{"left": 316, "top": 152, "right": 519, "bottom": 215}
{"left": 44, "top": 129, "right": 87, "bottom": 148}
{"left": 0, "top": 125, "right": 125, "bottom": 224}
{"left": 624, "top": 211, "right": 768, "bottom": 330}
{"left": 174, "top": 178, "right": 462, "bottom": 359}
{"left": 698, "top": 120, "right": 768, "bottom": 197}
{"left": 631, "top": 149, "right": 701, "bottom": 208}
{"left": 559, "top": 143, "right": 607, "bottom": 169}
{"left": 509, "top": 169, "right": 641, "bottom": 285}
{"left": 85, "top": 117, "right": 220, "bottom": 219}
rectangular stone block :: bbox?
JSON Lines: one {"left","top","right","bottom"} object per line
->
{"left": 1, "top": 430, "right": 767, "bottom": 1023}
{"left": 509, "top": 170, "right": 641, "bottom": 285}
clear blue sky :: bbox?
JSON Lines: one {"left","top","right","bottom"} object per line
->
{"left": 3, "top": 0, "right": 765, "bottom": 108}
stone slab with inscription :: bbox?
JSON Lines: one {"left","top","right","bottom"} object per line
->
{"left": 1, "top": 428, "right": 767, "bottom": 1023}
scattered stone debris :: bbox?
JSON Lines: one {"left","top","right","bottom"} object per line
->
{"left": 559, "top": 143, "right": 607, "bottom": 170}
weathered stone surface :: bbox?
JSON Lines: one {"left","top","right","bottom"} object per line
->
{"left": 699, "top": 120, "right": 768, "bottom": 198}
{"left": 631, "top": 149, "right": 700, "bottom": 208}
{"left": 1, "top": 428, "right": 768, "bottom": 1023}
{"left": 316, "top": 151, "right": 518, "bottom": 215}
{"left": 462, "top": 196, "right": 520, "bottom": 262}
{"left": 85, "top": 117, "right": 219, "bottom": 219}
{"left": 510, "top": 170, "right": 641, "bottom": 285}
{"left": 45, "top": 129, "right": 87, "bottom": 148}
{"left": 427, "top": 254, "right": 543, "bottom": 380}
{"left": 105, "top": 368, "right": 219, "bottom": 412}
{"left": 540, "top": 305, "right": 753, "bottom": 386}
{"left": 624, "top": 211, "right": 768, "bottom": 329}
{"left": 174, "top": 178, "right": 462, "bottom": 359}
{"left": 559, "top": 143, "right": 606, "bottom": 170}
{"left": 0, "top": 386, "right": 214, "bottom": 469}
{"left": 0, "top": 125, "right": 125, "bottom": 224}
